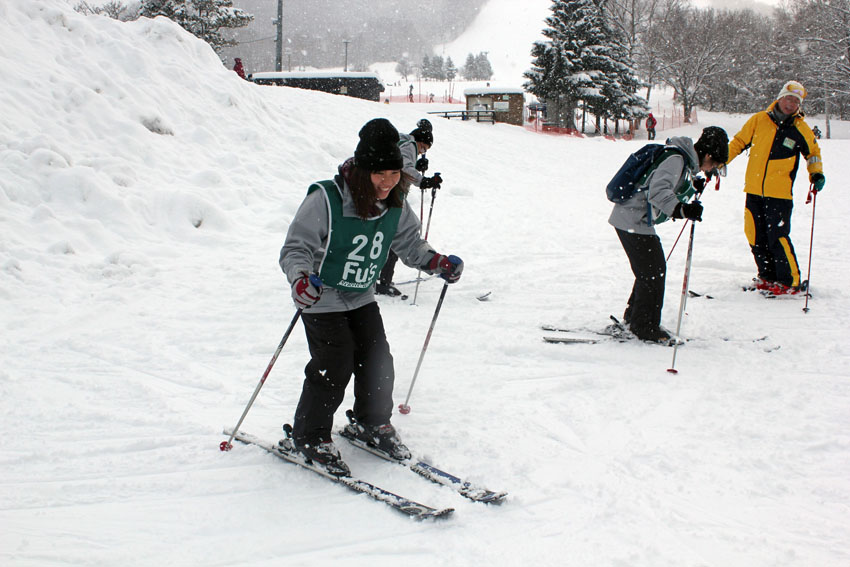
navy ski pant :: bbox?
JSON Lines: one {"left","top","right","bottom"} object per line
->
{"left": 616, "top": 228, "right": 666, "bottom": 335}
{"left": 292, "top": 301, "right": 395, "bottom": 445}
{"left": 744, "top": 193, "right": 801, "bottom": 287}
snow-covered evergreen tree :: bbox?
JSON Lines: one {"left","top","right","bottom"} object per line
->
{"left": 445, "top": 56, "right": 458, "bottom": 81}
{"left": 525, "top": 0, "right": 645, "bottom": 131}
{"left": 461, "top": 52, "right": 493, "bottom": 80}
{"left": 138, "top": 0, "right": 252, "bottom": 54}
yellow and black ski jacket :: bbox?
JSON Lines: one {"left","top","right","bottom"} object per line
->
{"left": 727, "top": 101, "right": 823, "bottom": 200}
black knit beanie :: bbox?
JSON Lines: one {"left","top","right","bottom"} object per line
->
{"left": 694, "top": 126, "right": 729, "bottom": 164}
{"left": 354, "top": 118, "right": 403, "bottom": 171}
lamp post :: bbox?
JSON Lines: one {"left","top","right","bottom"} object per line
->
{"left": 343, "top": 40, "right": 350, "bottom": 72}
{"left": 285, "top": 48, "right": 292, "bottom": 72}
{"left": 273, "top": 0, "right": 283, "bottom": 72}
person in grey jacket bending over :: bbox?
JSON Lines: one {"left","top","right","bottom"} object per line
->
{"left": 279, "top": 118, "right": 463, "bottom": 476}
{"left": 608, "top": 126, "right": 728, "bottom": 344}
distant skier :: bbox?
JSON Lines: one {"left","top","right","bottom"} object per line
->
{"left": 645, "top": 112, "right": 657, "bottom": 140}
{"left": 726, "top": 80, "right": 825, "bottom": 296}
{"left": 279, "top": 118, "right": 463, "bottom": 475}
{"left": 608, "top": 127, "right": 728, "bottom": 344}
{"left": 377, "top": 119, "right": 443, "bottom": 297}
{"left": 233, "top": 57, "right": 246, "bottom": 80}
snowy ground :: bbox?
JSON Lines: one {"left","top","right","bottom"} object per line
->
{"left": 2, "top": 2, "right": 850, "bottom": 566}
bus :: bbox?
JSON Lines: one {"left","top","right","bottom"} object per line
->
{"left": 249, "top": 71, "right": 385, "bottom": 102}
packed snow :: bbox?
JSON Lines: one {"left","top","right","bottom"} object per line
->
{"left": 2, "top": 1, "right": 849, "bottom": 566}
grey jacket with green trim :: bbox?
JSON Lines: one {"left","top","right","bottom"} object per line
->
{"left": 607, "top": 136, "right": 699, "bottom": 235}
{"left": 280, "top": 171, "right": 436, "bottom": 313}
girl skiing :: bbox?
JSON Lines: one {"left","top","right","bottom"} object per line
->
{"left": 279, "top": 118, "right": 463, "bottom": 475}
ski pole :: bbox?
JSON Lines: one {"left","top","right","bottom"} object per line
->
{"left": 666, "top": 180, "right": 708, "bottom": 261}
{"left": 667, "top": 216, "right": 697, "bottom": 374}
{"left": 803, "top": 186, "right": 817, "bottom": 313}
{"left": 412, "top": 176, "right": 440, "bottom": 305}
{"left": 399, "top": 281, "right": 449, "bottom": 414}
{"left": 220, "top": 308, "right": 303, "bottom": 451}
{"left": 666, "top": 219, "right": 690, "bottom": 262}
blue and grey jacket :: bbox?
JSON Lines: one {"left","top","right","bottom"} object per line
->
{"left": 607, "top": 136, "right": 699, "bottom": 235}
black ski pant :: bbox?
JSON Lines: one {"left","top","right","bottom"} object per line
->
{"left": 292, "top": 301, "right": 395, "bottom": 445}
{"left": 379, "top": 250, "right": 399, "bottom": 286}
{"left": 616, "top": 228, "right": 666, "bottom": 335}
{"left": 744, "top": 193, "right": 800, "bottom": 287}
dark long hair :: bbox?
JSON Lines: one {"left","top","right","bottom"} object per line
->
{"left": 343, "top": 161, "right": 404, "bottom": 219}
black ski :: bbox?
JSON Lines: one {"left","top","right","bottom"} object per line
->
{"left": 542, "top": 316, "right": 682, "bottom": 346}
{"left": 223, "top": 428, "right": 454, "bottom": 519}
{"left": 542, "top": 315, "right": 631, "bottom": 344}
{"left": 688, "top": 290, "right": 714, "bottom": 299}
{"left": 339, "top": 411, "right": 507, "bottom": 504}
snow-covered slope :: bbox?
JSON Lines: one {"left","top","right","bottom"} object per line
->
{"left": 2, "top": 2, "right": 849, "bottom": 566}
{"left": 438, "top": 0, "right": 552, "bottom": 84}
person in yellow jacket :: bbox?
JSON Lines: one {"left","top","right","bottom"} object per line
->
{"left": 727, "top": 80, "right": 826, "bottom": 295}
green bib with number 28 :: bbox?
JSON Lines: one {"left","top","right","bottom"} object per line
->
{"left": 310, "top": 180, "right": 401, "bottom": 292}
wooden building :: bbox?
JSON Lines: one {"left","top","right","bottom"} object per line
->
{"left": 463, "top": 86, "right": 526, "bottom": 126}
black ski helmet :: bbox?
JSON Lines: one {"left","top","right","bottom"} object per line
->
{"left": 411, "top": 118, "right": 434, "bottom": 145}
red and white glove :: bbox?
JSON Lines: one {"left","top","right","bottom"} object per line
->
{"left": 291, "top": 273, "right": 323, "bottom": 308}
{"left": 424, "top": 253, "right": 463, "bottom": 283}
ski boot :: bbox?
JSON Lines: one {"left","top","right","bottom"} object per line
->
{"left": 341, "top": 410, "right": 411, "bottom": 461}
{"left": 280, "top": 424, "right": 350, "bottom": 477}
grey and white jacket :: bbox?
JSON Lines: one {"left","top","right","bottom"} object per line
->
{"left": 607, "top": 136, "right": 699, "bottom": 235}
{"left": 280, "top": 172, "right": 436, "bottom": 313}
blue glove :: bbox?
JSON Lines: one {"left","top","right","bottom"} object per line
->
{"left": 425, "top": 253, "right": 463, "bottom": 283}
{"left": 291, "top": 273, "right": 323, "bottom": 308}
{"left": 811, "top": 173, "right": 825, "bottom": 192}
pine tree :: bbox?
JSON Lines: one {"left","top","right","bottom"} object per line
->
{"left": 445, "top": 56, "right": 457, "bottom": 81}
{"left": 474, "top": 52, "right": 493, "bottom": 80}
{"left": 525, "top": 0, "right": 645, "bottom": 131}
{"left": 138, "top": 0, "right": 252, "bottom": 54}
{"left": 431, "top": 55, "right": 446, "bottom": 80}
{"left": 421, "top": 55, "right": 432, "bottom": 79}
{"left": 462, "top": 53, "right": 476, "bottom": 80}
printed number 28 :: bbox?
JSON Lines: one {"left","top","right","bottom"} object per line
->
{"left": 348, "top": 232, "right": 384, "bottom": 262}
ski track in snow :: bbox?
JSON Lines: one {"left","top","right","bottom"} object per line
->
{"left": 2, "top": 1, "right": 850, "bottom": 566}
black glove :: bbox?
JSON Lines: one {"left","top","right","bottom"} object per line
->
{"left": 415, "top": 156, "right": 429, "bottom": 172}
{"left": 424, "top": 253, "right": 463, "bottom": 283}
{"left": 811, "top": 173, "right": 825, "bottom": 192}
{"left": 419, "top": 174, "right": 442, "bottom": 189}
{"left": 692, "top": 177, "right": 706, "bottom": 191}
{"left": 673, "top": 201, "right": 703, "bottom": 222}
